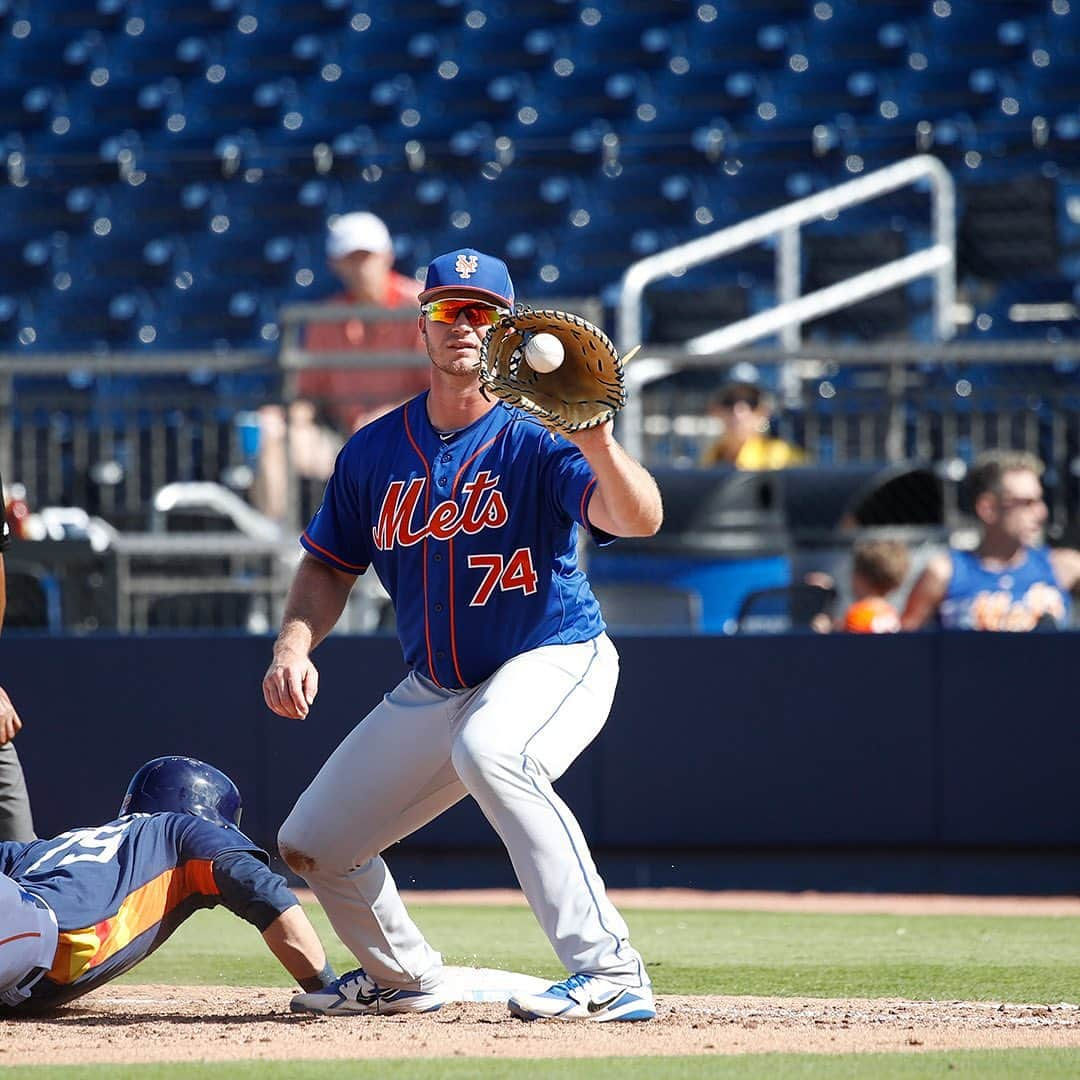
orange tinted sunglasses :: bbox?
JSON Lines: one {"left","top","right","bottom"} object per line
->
{"left": 423, "top": 299, "right": 506, "bottom": 326}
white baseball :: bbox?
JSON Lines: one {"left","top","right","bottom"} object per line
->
{"left": 524, "top": 332, "right": 565, "bottom": 373}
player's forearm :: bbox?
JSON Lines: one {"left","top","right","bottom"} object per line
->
{"left": 275, "top": 556, "right": 354, "bottom": 657}
{"left": 261, "top": 905, "right": 334, "bottom": 988}
{"left": 571, "top": 427, "right": 663, "bottom": 537}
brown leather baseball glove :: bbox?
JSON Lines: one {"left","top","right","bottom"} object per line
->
{"left": 478, "top": 308, "right": 629, "bottom": 435}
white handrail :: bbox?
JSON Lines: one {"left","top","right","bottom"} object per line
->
{"left": 615, "top": 155, "right": 956, "bottom": 459}
{"left": 686, "top": 245, "right": 952, "bottom": 355}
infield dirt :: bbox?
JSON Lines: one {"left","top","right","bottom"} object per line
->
{"left": 4, "top": 890, "right": 1079, "bottom": 1066}
{"left": 3, "top": 986, "right": 1080, "bottom": 1065}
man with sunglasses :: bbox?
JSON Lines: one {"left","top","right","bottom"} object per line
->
{"left": 902, "top": 449, "right": 1080, "bottom": 630}
{"left": 263, "top": 248, "right": 663, "bottom": 1023}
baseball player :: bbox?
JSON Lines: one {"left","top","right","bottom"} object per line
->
{"left": 0, "top": 467, "right": 35, "bottom": 843}
{"left": 0, "top": 756, "right": 336, "bottom": 1013}
{"left": 264, "top": 248, "right": 663, "bottom": 1023}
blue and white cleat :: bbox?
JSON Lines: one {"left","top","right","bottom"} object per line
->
{"left": 508, "top": 973, "right": 655, "bottom": 1022}
{"left": 290, "top": 967, "right": 444, "bottom": 1016}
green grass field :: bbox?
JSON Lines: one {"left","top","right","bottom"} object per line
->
{"left": 10, "top": 902, "right": 1080, "bottom": 1079}
{"left": 8, "top": 1051, "right": 1080, "bottom": 1080}
{"left": 123, "top": 901, "right": 1080, "bottom": 1004}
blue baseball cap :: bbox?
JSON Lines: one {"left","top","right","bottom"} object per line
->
{"left": 418, "top": 248, "right": 514, "bottom": 309}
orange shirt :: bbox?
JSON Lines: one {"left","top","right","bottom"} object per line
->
{"left": 298, "top": 271, "right": 429, "bottom": 432}
{"left": 842, "top": 596, "right": 901, "bottom": 634}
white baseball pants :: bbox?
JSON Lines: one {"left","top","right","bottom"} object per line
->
{"left": 0, "top": 873, "right": 57, "bottom": 1006}
{"left": 279, "top": 633, "right": 648, "bottom": 992}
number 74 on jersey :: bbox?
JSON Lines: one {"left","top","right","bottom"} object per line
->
{"left": 467, "top": 548, "right": 538, "bottom": 607}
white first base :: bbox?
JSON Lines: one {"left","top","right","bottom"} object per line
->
{"left": 440, "top": 965, "right": 552, "bottom": 1002}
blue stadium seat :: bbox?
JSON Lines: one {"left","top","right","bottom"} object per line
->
{"left": 25, "top": 0, "right": 128, "bottom": 32}
{"left": 104, "top": 18, "right": 221, "bottom": 81}
{"left": 99, "top": 178, "right": 221, "bottom": 237}
{"left": 33, "top": 282, "right": 150, "bottom": 351}
{"left": 453, "top": 18, "right": 571, "bottom": 74}
{"left": 461, "top": 168, "right": 582, "bottom": 237}
{"left": 0, "top": 0, "right": 1076, "bottom": 385}
{"left": 646, "top": 68, "right": 760, "bottom": 136}
{"left": 336, "top": 172, "right": 461, "bottom": 236}
{"left": 165, "top": 71, "right": 293, "bottom": 141}
{"left": 222, "top": 22, "right": 332, "bottom": 79}
{"left": 568, "top": 14, "right": 677, "bottom": 72}
{"left": 232, "top": 0, "right": 349, "bottom": 34}
{"left": 0, "top": 183, "right": 95, "bottom": 242}
{"left": 0, "top": 85, "right": 58, "bottom": 137}
{"left": 337, "top": 13, "right": 451, "bottom": 79}
{"left": 66, "top": 77, "right": 180, "bottom": 140}
{"left": 0, "top": 25, "right": 99, "bottom": 81}
{"left": 921, "top": 6, "right": 1031, "bottom": 65}
{"left": 758, "top": 66, "right": 881, "bottom": 129}
{"left": 67, "top": 230, "right": 185, "bottom": 291}
{"left": 888, "top": 65, "right": 1000, "bottom": 122}
{"left": 218, "top": 176, "right": 328, "bottom": 235}
{"left": 685, "top": 5, "right": 796, "bottom": 67}
{"left": 590, "top": 165, "right": 708, "bottom": 230}
{"left": 511, "top": 69, "right": 650, "bottom": 137}
{"left": 149, "top": 283, "right": 275, "bottom": 350}
{"left": 0, "top": 294, "right": 33, "bottom": 347}
{"left": 186, "top": 229, "right": 304, "bottom": 293}
{"left": 402, "top": 73, "right": 526, "bottom": 142}
{"left": 800, "top": 6, "right": 911, "bottom": 68}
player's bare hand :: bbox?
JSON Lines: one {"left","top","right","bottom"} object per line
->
{"left": 0, "top": 684, "right": 23, "bottom": 745}
{"left": 263, "top": 652, "right": 319, "bottom": 720}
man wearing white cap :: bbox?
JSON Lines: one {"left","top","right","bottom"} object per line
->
{"left": 255, "top": 212, "right": 428, "bottom": 522}
{"left": 301, "top": 211, "right": 428, "bottom": 434}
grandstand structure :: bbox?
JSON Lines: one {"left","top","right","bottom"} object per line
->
{"left": 1, "top": 0, "right": 1079, "bottom": 628}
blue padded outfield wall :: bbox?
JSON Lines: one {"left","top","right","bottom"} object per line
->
{"left": 7, "top": 633, "right": 1079, "bottom": 894}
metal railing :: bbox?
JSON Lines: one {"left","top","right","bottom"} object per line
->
{"left": 635, "top": 340, "right": 1080, "bottom": 535}
{"left": 616, "top": 155, "right": 957, "bottom": 460}
{"left": 0, "top": 350, "right": 274, "bottom": 525}
{"left": 5, "top": 248, "right": 1080, "bottom": 632}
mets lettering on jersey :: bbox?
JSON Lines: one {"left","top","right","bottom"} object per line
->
{"left": 301, "top": 393, "right": 611, "bottom": 690}
{"left": 372, "top": 471, "right": 508, "bottom": 549}
{"left": 941, "top": 546, "right": 1071, "bottom": 630}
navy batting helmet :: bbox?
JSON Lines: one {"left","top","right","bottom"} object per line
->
{"left": 119, "top": 756, "right": 242, "bottom": 829}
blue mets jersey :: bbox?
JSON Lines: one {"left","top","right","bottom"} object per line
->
{"left": 301, "top": 394, "right": 611, "bottom": 690}
{"left": 0, "top": 813, "right": 297, "bottom": 1011}
{"left": 941, "top": 546, "right": 1071, "bottom": 630}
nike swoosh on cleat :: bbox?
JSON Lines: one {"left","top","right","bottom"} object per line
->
{"left": 586, "top": 990, "right": 629, "bottom": 1013}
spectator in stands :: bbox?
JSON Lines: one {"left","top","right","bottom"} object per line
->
{"left": 841, "top": 539, "right": 911, "bottom": 634}
{"left": 297, "top": 211, "right": 428, "bottom": 434}
{"left": 701, "top": 381, "right": 805, "bottom": 470}
{"left": 253, "top": 212, "right": 427, "bottom": 522}
{"left": 901, "top": 450, "right": 1080, "bottom": 631}
{"left": 251, "top": 399, "right": 342, "bottom": 524}
{"left": 0, "top": 475, "right": 35, "bottom": 842}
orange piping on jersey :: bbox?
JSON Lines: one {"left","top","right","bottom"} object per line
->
{"left": 403, "top": 407, "right": 441, "bottom": 688}
{"left": 301, "top": 532, "right": 368, "bottom": 573}
{"left": 47, "top": 859, "right": 219, "bottom": 986}
{"left": 1, "top": 931, "right": 43, "bottom": 948}
{"left": 580, "top": 477, "right": 597, "bottom": 529}
{"left": 448, "top": 430, "right": 509, "bottom": 688}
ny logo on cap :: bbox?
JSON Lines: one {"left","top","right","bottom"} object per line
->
{"left": 455, "top": 253, "right": 479, "bottom": 279}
